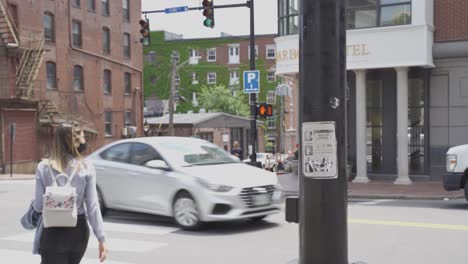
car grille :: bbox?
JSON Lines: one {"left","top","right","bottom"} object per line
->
{"left": 239, "top": 185, "right": 275, "bottom": 208}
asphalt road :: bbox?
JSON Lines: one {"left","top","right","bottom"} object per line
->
{"left": 2, "top": 180, "right": 468, "bottom": 264}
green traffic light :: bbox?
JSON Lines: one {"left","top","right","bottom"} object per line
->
{"left": 140, "top": 38, "right": 150, "bottom": 46}
{"left": 203, "top": 19, "right": 214, "bottom": 28}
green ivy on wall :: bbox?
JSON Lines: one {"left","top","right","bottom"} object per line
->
{"left": 143, "top": 31, "right": 281, "bottom": 115}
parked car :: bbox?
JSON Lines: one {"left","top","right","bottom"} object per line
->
{"left": 87, "top": 137, "right": 283, "bottom": 230}
{"left": 242, "top": 153, "right": 277, "bottom": 171}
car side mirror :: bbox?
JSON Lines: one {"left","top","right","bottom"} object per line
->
{"left": 145, "top": 160, "right": 170, "bottom": 170}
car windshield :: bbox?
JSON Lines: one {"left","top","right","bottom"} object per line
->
{"left": 158, "top": 140, "right": 241, "bottom": 167}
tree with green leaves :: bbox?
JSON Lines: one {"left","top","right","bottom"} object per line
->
{"left": 198, "top": 85, "right": 249, "bottom": 117}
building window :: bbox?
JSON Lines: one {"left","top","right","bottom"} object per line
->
{"left": 171, "top": 51, "right": 180, "bottom": 62}
{"left": 347, "top": 0, "right": 411, "bottom": 29}
{"left": 278, "top": 0, "right": 299, "bottom": 36}
{"left": 266, "top": 45, "right": 276, "bottom": 59}
{"left": 189, "top": 49, "right": 199, "bottom": 64}
{"left": 147, "top": 51, "right": 157, "bottom": 63}
{"left": 191, "top": 72, "right": 198, "bottom": 84}
{"left": 123, "top": 33, "right": 131, "bottom": 58}
{"left": 248, "top": 46, "right": 258, "bottom": 60}
{"left": 267, "top": 116, "right": 276, "bottom": 129}
{"left": 103, "top": 69, "right": 112, "bottom": 94}
{"left": 87, "top": 0, "right": 95, "bottom": 12}
{"left": 43, "top": 12, "right": 55, "bottom": 42}
{"left": 267, "top": 90, "right": 276, "bottom": 104}
{"left": 104, "top": 111, "right": 112, "bottom": 136}
{"left": 122, "top": 0, "right": 130, "bottom": 22}
{"left": 207, "top": 72, "right": 217, "bottom": 84}
{"left": 267, "top": 72, "right": 276, "bottom": 82}
{"left": 72, "top": 20, "right": 82, "bottom": 48}
{"left": 102, "top": 0, "right": 109, "bottom": 16}
{"left": 125, "top": 111, "right": 132, "bottom": 126}
{"left": 46, "top": 61, "right": 57, "bottom": 89}
{"left": 198, "top": 132, "right": 213, "bottom": 143}
{"left": 229, "top": 71, "right": 239, "bottom": 86}
{"left": 72, "top": 0, "right": 81, "bottom": 8}
{"left": 124, "top": 72, "right": 131, "bottom": 95}
{"left": 102, "top": 27, "right": 110, "bottom": 54}
{"left": 73, "top": 65, "right": 84, "bottom": 91}
{"left": 228, "top": 44, "right": 240, "bottom": 64}
{"left": 207, "top": 48, "right": 216, "bottom": 62}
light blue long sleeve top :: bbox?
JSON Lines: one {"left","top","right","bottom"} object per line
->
{"left": 29, "top": 157, "right": 106, "bottom": 254}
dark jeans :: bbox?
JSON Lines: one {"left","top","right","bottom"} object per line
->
{"left": 40, "top": 215, "right": 89, "bottom": 264}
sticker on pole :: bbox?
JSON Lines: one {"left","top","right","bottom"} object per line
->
{"left": 302, "top": 122, "right": 338, "bottom": 179}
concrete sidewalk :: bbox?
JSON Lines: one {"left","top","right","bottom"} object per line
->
{"left": 277, "top": 172, "right": 465, "bottom": 200}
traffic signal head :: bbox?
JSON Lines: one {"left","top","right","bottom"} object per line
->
{"left": 139, "top": 19, "right": 151, "bottom": 46}
{"left": 202, "top": 0, "right": 215, "bottom": 28}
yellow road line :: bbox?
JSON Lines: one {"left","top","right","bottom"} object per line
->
{"left": 349, "top": 218, "right": 468, "bottom": 231}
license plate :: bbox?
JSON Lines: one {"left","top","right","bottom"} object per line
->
{"left": 252, "top": 194, "right": 271, "bottom": 206}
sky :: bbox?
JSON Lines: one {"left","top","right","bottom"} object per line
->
{"left": 141, "top": 0, "right": 278, "bottom": 39}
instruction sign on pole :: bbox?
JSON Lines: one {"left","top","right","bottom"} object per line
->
{"left": 302, "top": 121, "right": 338, "bottom": 179}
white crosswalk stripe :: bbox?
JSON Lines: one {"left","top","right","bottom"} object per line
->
{"left": 0, "top": 220, "right": 180, "bottom": 263}
{"left": 0, "top": 180, "right": 35, "bottom": 185}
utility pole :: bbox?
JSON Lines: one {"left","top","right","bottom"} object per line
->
{"left": 248, "top": 0, "right": 257, "bottom": 164}
{"left": 298, "top": 0, "right": 348, "bottom": 263}
{"left": 168, "top": 58, "right": 176, "bottom": 136}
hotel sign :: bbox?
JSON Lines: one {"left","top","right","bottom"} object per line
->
{"left": 274, "top": 25, "right": 433, "bottom": 74}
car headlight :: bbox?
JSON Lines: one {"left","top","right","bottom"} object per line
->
{"left": 447, "top": 154, "right": 457, "bottom": 172}
{"left": 196, "top": 178, "right": 233, "bottom": 192}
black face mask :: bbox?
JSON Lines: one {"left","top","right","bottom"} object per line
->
{"left": 77, "top": 143, "right": 87, "bottom": 154}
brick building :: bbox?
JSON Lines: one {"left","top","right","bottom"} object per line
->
{"left": 0, "top": 0, "right": 143, "bottom": 173}
{"left": 275, "top": 0, "right": 468, "bottom": 182}
{"left": 144, "top": 32, "right": 280, "bottom": 154}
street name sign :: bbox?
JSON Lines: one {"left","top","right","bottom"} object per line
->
{"left": 243, "top": 70, "right": 260, "bottom": 93}
{"left": 164, "top": 6, "right": 189, "bottom": 14}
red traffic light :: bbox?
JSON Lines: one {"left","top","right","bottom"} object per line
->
{"left": 139, "top": 19, "right": 148, "bottom": 27}
{"left": 202, "top": 0, "right": 213, "bottom": 7}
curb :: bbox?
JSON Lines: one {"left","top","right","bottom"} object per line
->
{"left": 282, "top": 191, "right": 464, "bottom": 200}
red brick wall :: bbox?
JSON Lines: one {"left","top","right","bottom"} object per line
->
{"left": 3, "top": 110, "right": 37, "bottom": 163}
{"left": 434, "top": 0, "right": 468, "bottom": 42}
{"left": 2, "top": 0, "right": 143, "bottom": 160}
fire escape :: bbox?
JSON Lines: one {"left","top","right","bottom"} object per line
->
{"left": 1, "top": 0, "right": 45, "bottom": 99}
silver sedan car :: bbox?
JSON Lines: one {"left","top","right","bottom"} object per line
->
{"left": 87, "top": 137, "right": 283, "bottom": 230}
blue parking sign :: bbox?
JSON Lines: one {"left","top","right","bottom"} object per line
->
{"left": 243, "top": 70, "right": 260, "bottom": 93}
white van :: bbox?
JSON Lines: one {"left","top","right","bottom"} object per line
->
{"left": 443, "top": 144, "right": 468, "bottom": 201}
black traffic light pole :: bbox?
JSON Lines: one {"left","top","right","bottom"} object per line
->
{"left": 298, "top": 0, "right": 348, "bottom": 263}
{"left": 247, "top": 0, "right": 257, "bottom": 164}
{"left": 142, "top": 1, "right": 258, "bottom": 164}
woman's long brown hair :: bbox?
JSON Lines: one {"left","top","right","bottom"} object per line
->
{"left": 49, "top": 122, "right": 83, "bottom": 173}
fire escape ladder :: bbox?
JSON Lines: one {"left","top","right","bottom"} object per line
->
{"left": 0, "top": 0, "right": 19, "bottom": 47}
{"left": 16, "top": 39, "right": 45, "bottom": 98}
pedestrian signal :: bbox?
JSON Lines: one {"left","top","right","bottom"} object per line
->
{"left": 257, "top": 103, "right": 273, "bottom": 118}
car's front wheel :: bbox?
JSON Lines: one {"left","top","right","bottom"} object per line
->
{"left": 464, "top": 182, "right": 468, "bottom": 203}
{"left": 173, "top": 192, "right": 203, "bottom": 230}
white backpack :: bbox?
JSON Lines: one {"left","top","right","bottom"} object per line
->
{"left": 42, "top": 161, "right": 79, "bottom": 228}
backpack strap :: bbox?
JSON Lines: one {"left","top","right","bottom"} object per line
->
{"left": 47, "top": 159, "right": 81, "bottom": 187}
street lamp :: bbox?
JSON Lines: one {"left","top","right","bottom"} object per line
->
{"left": 143, "top": 120, "right": 150, "bottom": 136}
